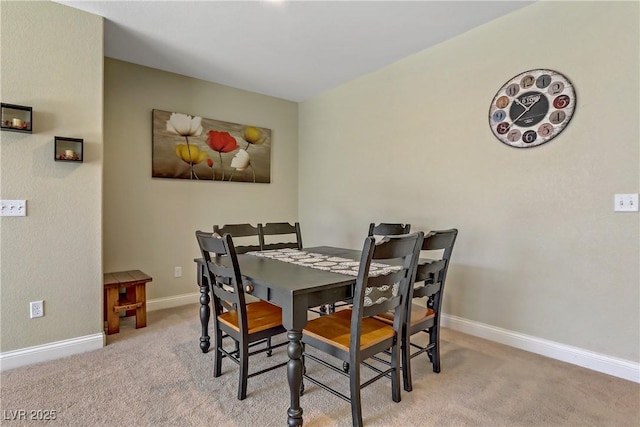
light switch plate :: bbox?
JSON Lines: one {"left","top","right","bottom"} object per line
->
{"left": 614, "top": 194, "right": 639, "bottom": 212}
{"left": 0, "top": 200, "right": 27, "bottom": 216}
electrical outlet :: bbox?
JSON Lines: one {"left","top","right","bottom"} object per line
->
{"left": 30, "top": 301, "right": 44, "bottom": 318}
{"left": 614, "top": 193, "right": 639, "bottom": 212}
{"left": 174, "top": 266, "right": 182, "bottom": 277}
{"left": 0, "top": 200, "right": 27, "bottom": 216}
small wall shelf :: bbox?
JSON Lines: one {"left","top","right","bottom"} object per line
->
{"left": 1, "top": 103, "right": 32, "bottom": 133}
{"left": 55, "top": 136, "right": 83, "bottom": 162}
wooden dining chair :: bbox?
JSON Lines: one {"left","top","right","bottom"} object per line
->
{"left": 213, "top": 223, "right": 261, "bottom": 254}
{"left": 195, "top": 230, "right": 288, "bottom": 400}
{"left": 301, "top": 232, "right": 423, "bottom": 427}
{"left": 213, "top": 223, "right": 275, "bottom": 352}
{"left": 375, "top": 228, "right": 458, "bottom": 392}
{"left": 368, "top": 222, "right": 411, "bottom": 237}
{"left": 321, "top": 222, "right": 413, "bottom": 315}
{"left": 258, "top": 222, "right": 302, "bottom": 251}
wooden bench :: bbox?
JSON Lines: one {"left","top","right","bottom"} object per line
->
{"left": 103, "top": 270, "right": 153, "bottom": 335}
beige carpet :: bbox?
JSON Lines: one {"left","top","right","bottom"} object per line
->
{"left": 1, "top": 304, "right": 638, "bottom": 426}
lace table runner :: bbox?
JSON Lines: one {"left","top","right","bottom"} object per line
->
{"left": 246, "top": 248, "right": 402, "bottom": 305}
{"left": 246, "top": 248, "right": 400, "bottom": 277}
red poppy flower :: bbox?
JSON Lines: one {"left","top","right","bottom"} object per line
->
{"left": 206, "top": 130, "right": 238, "bottom": 153}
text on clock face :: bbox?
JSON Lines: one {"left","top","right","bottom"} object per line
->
{"left": 519, "top": 94, "right": 541, "bottom": 107}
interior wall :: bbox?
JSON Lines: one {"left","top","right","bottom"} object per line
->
{"left": 0, "top": 1, "right": 103, "bottom": 352}
{"left": 103, "top": 59, "right": 298, "bottom": 300}
{"left": 298, "top": 1, "right": 639, "bottom": 362}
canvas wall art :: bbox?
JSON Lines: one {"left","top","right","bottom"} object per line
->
{"left": 152, "top": 109, "right": 271, "bottom": 183}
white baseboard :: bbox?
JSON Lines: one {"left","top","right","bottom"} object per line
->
{"left": 2, "top": 295, "right": 637, "bottom": 384}
{"left": 147, "top": 292, "right": 200, "bottom": 312}
{"left": 0, "top": 293, "right": 199, "bottom": 371}
{"left": 442, "top": 313, "right": 640, "bottom": 383}
{"left": 0, "top": 333, "right": 104, "bottom": 372}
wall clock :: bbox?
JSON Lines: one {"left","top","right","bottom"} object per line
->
{"left": 488, "top": 69, "right": 576, "bottom": 148}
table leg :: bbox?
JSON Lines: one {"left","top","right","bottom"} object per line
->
{"left": 199, "top": 279, "right": 211, "bottom": 353}
{"left": 287, "top": 329, "right": 304, "bottom": 427}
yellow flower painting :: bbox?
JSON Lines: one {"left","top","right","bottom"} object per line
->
{"left": 151, "top": 109, "right": 271, "bottom": 183}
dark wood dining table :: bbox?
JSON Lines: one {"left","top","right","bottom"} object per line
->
{"left": 194, "top": 246, "right": 363, "bottom": 426}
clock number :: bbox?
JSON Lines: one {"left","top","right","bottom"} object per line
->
{"left": 492, "top": 110, "right": 506, "bottom": 122}
{"left": 521, "top": 75, "right": 535, "bottom": 89}
{"left": 538, "top": 123, "right": 554, "bottom": 137}
{"left": 522, "top": 130, "right": 537, "bottom": 144}
{"left": 496, "top": 122, "right": 510, "bottom": 134}
{"left": 495, "top": 96, "right": 509, "bottom": 109}
{"left": 506, "top": 84, "right": 520, "bottom": 97}
{"left": 536, "top": 74, "right": 551, "bottom": 89}
{"left": 553, "top": 95, "right": 571, "bottom": 109}
{"left": 549, "top": 110, "right": 566, "bottom": 124}
{"left": 507, "top": 129, "right": 521, "bottom": 142}
{"left": 549, "top": 81, "right": 564, "bottom": 95}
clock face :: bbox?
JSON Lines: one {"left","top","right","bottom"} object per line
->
{"left": 489, "top": 69, "right": 576, "bottom": 148}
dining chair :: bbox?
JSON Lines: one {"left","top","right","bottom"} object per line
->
{"left": 368, "top": 222, "right": 411, "bottom": 238}
{"left": 195, "top": 230, "right": 288, "bottom": 400}
{"left": 321, "top": 222, "right": 413, "bottom": 315}
{"left": 213, "top": 223, "right": 261, "bottom": 254}
{"left": 301, "top": 232, "right": 424, "bottom": 427}
{"left": 213, "top": 223, "right": 275, "bottom": 352}
{"left": 258, "top": 222, "right": 302, "bottom": 250}
{"left": 375, "top": 228, "right": 458, "bottom": 392}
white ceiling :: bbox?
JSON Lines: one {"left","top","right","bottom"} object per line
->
{"left": 53, "top": 0, "right": 534, "bottom": 102}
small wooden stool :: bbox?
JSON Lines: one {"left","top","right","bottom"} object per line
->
{"left": 103, "top": 270, "right": 152, "bottom": 335}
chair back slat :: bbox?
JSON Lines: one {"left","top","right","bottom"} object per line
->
{"left": 366, "top": 269, "right": 406, "bottom": 287}
{"left": 362, "top": 295, "right": 402, "bottom": 318}
{"left": 414, "top": 259, "right": 447, "bottom": 282}
{"left": 423, "top": 229, "right": 457, "bottom": 257}
{"left": 260, "top": 242, "right": 300, "bottom": 251}
{"left": 198, "top": 230, "right": 227, "bottom": 255}
{"left": 214, "top": 223, "right": 261, "bottom": 254}
{"left": 368, "top": 222, "right": 411, "bottom": 237}
{"left": 259, "top": 222, "right": 303, "bottom": 250}
{"left": 412, "top": 281, "right": 441, "bottom": 298}
{"left": 373, "top": 235, "right": 421, "bottom": 260}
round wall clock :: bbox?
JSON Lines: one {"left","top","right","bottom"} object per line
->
{"left": 488, "top": 69, "right": 576, "bottom": 148}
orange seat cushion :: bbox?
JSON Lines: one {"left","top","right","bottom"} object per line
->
{"left": 375, "top": 304, "right": 435, "bottom": 327}
{"left": 303, "top": 309, "right": 395, "bottom": 352}
{"left": 218, "top": 301, "right": 283, "bottom": 334}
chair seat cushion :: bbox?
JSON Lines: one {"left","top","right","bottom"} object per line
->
{"left": 218, "top": 301, "right": 283, "bottom": 334}
{"left": 303, "top": 309, "right": 395, "bottom": 352}
{"left": 375, "top": 304, "right": 435, "bottom": 327}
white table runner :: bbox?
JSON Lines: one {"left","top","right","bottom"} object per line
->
{"left": 247, "top": 248, "right": 404, "bottom": 305}
{"left": 246, "top": 248, "right": 401, "bottom": 277}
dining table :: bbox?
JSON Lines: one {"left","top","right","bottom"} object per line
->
{"left": 194, "top": 245, "right": 366, "bottom": 426}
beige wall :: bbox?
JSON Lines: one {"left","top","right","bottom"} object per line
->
{"left": 0, "top": 1, "right": 103, "bottom": 351}
{"left": 103, "top": 59, "right": 299, "bottom": 300}
{"left": 299, "top": 1, "right": 639, "bottom": 362}
{"left": 1, "top": 0, "right": 638, "bottom": 375}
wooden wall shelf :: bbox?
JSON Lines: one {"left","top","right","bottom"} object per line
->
{"left": 1, "top": 103, "right": 32, "bottom": 133}
{"left": 55, "top": 136, "right": 83, "bottom": 162}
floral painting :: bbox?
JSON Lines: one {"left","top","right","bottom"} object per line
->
{"left": 152, "top": 109, "right": 271, "bottom": 183}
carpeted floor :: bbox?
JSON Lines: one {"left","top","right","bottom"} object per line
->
{"left": 1, "top": 304, "right": 638, "bottom": 426}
